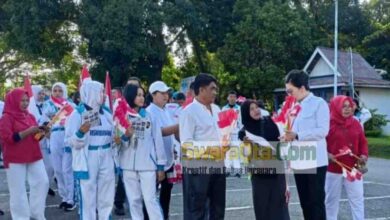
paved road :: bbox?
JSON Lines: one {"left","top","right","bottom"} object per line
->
{"left": 1, "top": 157, "right": 390, "bottom": 220}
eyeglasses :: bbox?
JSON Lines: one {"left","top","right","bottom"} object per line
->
{"left": 53, "top": 90, "right": 62, "bottom": 92}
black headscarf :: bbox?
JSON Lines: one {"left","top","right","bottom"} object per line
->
{"left": 240, "top": 100, "right": 279, "bottom": 141}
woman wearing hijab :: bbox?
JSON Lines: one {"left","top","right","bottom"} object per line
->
{"left": 0, "top": 88, "right": 49, "bottom": 220}
{"left": 119, "top": 84, "right": 166, "bottom": 220}
{"left": 32, "top": 85, "right": 56, "bottom": 196}
{"left": 43, "top": 82, "right": 76, "bottom": 211}
{"left": 238, "top": 100, "right": 290, "bottom": 220}
{"left": 66, "top": 80, "right": 116, "bottom": 220}
{"left": 326, "top": 95, "right": 368, "bottom": 220}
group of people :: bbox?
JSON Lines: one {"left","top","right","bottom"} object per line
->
{"left": 0, "top": 70, "right": 369, "bottom": 220}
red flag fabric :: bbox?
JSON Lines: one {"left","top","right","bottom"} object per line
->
{"left": 217, "top": 109, "right": 238, "bottom": 128}
{"left": 105, "top": 71, "right": 112, "bottom": 110}
{"left": 24, "top": 74, "right": 40, "bottom": 118}
{"left": 24, "top": 75, "right": 33, "bottom": 98}
{"left": 81, "top": 65, "right": 91, "bottom": 82}
{"left": 334, "top": 146, "right": 352, "bottom": 158}
{"left": 237, "top": 96, "right": 246, "bottom": 104}
{"left": 273, "top": 95, "right": 296, "bottom": 124}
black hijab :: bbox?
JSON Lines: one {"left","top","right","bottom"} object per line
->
{"left": 240, "top": 100, "right": 280, "bottom": 141}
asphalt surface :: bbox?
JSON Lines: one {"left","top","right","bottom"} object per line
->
{"left": 1, "top": 157, "right": 390, "bottom": 220}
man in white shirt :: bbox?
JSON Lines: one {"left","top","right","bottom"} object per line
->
{"left": 180, "top": 73, "right": 226, "bottom": 220}
{"left": 282, "top": 70, "right": 330, "bottom": 220}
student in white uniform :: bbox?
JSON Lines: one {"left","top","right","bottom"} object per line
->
{"left": 119, "top": 84, "right": 166, "bottom": 220}
{"left": 66, "top": 80, "right": 116, "bottom": 220}
{"left": 146, "top": 81, "right": 179, "bottom": 220}
{"left": 43, "top": 82, "right": 76, "bottom": 211}
{"left": 222, "top": 90, "right": 242, "bottom": 177}
{"left": 32, "top": 85, "right": 56, "bottom": 196}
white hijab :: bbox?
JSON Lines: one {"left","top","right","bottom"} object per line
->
{"left": 80, "top": 80, "right": 104, "bottom": 111}
{"left": 52, "top": 82, "right": 68, "bottom": 99}
{"left": 32, "top": 85, "right": 44, "bottom": 104}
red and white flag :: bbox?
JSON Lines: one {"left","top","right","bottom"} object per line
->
{"left": 78, "top": 64, "right": 92, "bottom": 89}
{"left": 105, "top": 71, "right": 112, "bottom": 110}
{"left": 218, "top": 109, "right": 238, "bottom": 146}
{"left": 24, "top": 74, "right": 40, "bottom": 118}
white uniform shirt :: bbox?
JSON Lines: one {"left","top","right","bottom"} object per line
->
{"left": 291, "top": 93, "right": 330, "bottom": 169}
{"left": 180, "top": 98, "right": 221, "bottom": 145}
{"left": 146, "top": 103, "right": 176, "bottom": 171}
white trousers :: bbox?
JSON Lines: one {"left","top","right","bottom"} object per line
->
{"left": 78, "top": 148, "right": 115, "bottom": 220}
{"left": 40, "top": 138, "right": 55, "bottom": 185}
{"left": 325, "top": 172, "right": 364, "bottom": 220}
{"left": 123, "top": 170, "right": 163, "bottom": 220}
{"left": 50, "top": 131, "right": 74, "bottom": 204}
{"left": 6, "top": 160, "right": 49, "bottom": 220}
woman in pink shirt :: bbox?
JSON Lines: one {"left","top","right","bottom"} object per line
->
{"left": 0, "top": 88, "right": 49, "bottom": 220}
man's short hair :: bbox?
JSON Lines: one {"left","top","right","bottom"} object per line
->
{"left": 285, "top": 69, "right": 310, "bottom": 90}
{"left": 228, "top": 90, "right": 237, "bottom": 96}
{"left": 173, "top": 92, "right": 186, "bottom": 100}
{"left": 193, "top": 73, "right": 217, "bottom": 96}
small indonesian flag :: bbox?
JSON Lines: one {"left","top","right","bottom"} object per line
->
{"left": 23, "top": 74, "right": 39, "bottom": 118}
{"left": 52, "top": 104, "right": 74, "bottom": 126}
{"left": 105, "top": 71, "right": 112, "bottom": 110}
{"left": 218, "top": 109, "right": 238, "bottom": 146}
{"left": 113, "top": 98, "right": 137, "bottom": 136}
{"left": 334, "top": 146, "right": 353, "bottom": 158}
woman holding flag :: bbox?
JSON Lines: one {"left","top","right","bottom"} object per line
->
{"left": 43, "top": 82, "right": 76, "bottom": 211}
{"left": 0, "top": 88, "right": 49, "bottom": 220}
{"left": 118, "top": 84, "right": 166, "bottom": 220}
{"left": 325, "top": 95, "right": 368, "bottom": 220}
{"left": 282, "top": 70, "right": 330, "bottom": 220}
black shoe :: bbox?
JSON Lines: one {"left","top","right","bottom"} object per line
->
{"left": 64, "top": 203, "right": 77, "bottom": 212}
{"left": 59, "top": 202, "right": 67, "bottom": 209}
{"left": 0, "top": 209, "right": 4, "bottom": 215}
{"left": 235, "top": 173, "right": 241, "bottom": 178}
{"left": 114, "top": 205, "right": 125, "bottom": 216}
{"left": 48, "top": 188, "right": 55, "bottom": 196}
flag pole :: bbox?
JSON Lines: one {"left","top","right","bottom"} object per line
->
{"left": 333, "top": 0, "right": 338, "bottom": 97}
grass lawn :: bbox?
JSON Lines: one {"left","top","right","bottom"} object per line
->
{"left": 367, "top": 136, "right": 390, "bottom": 159}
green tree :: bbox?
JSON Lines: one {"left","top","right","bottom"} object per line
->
{"left": 218, "top": 0, "right": 316, "bottom": 100}
{"left": 362, "top": 23, "right": 390, "bottom": 80}
{"left": 78, "top": 0, "right": 168, "bottom": 86}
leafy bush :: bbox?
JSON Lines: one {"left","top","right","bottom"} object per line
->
{"left": 364, "top": 109, "right": 390, "bottom": 137}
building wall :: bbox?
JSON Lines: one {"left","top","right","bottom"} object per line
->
{"left": 359, "top": 88, "right": 390, "bottom": 135}
{"left": 310, "top": 58, "right": 334, "bottom": 77}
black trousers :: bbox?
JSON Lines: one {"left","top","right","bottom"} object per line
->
{"left": 251, "top": 174, "right": 290, "bottom": 220}
{"left": 183, "top": 174, "right": 226, "bottom": 220}
{"left": 160, "top": 166, "right": 174, "bottom": 219}
{"left": 114, "top": 174, "right": 126, "bottom": 208}
{"left": 294, "top": 166, "right": 327, "bottom": 220}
